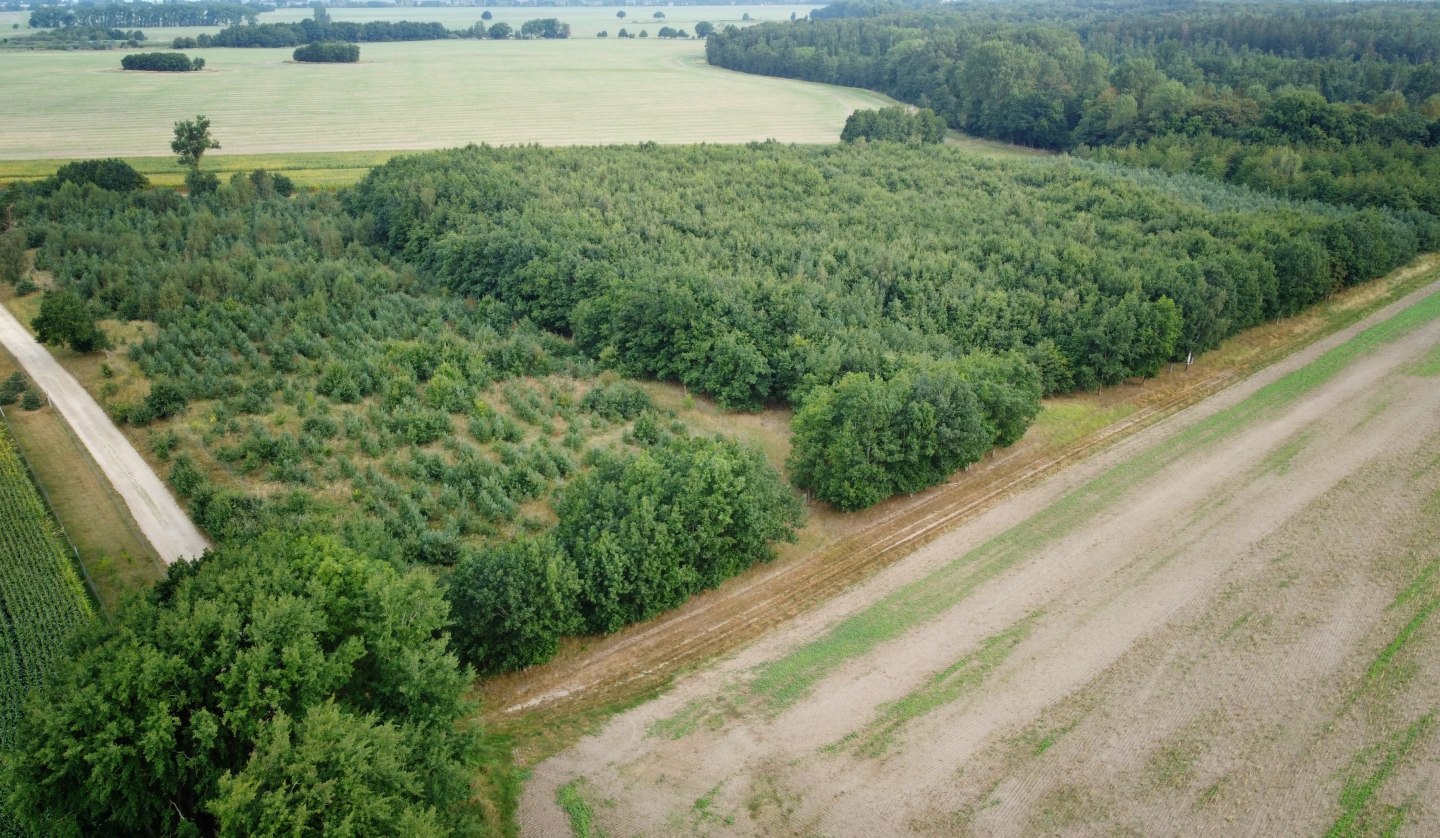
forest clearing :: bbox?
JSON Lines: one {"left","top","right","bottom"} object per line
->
{"left": 520, "top": 277, "right": 1440, "bottom": 835}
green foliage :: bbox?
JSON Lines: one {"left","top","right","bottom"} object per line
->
{"left": 31, "top": 287, "right": 108, "bottom": 353}
{"left": 788, "top": 357, "right": 1010, "bottom": 510}
{"left": 172, "top": 114, "right": 220, "bottom": 169}
{"left": 121, "top": 52, "right": 204, "bottom": 72}
{"left": 293, "top": 41, "right": 360, "bottom": 63}
{"left": 354, "top": 143, "right": 1422, "bottom": 417}
{"left": 18, "top": 389, "right": 41, "bottom": 411}
{"left": 0, "top": 372, "right": 26, "bottom": 406}
{"left": 487, "top": 21, "right": 512, "bottom": 39}
{"left": 708, "top": 2, "right": 1440, "bottom": 217}
{"left": 47, "top": 159, "right": 148, "bottom": 193}
{"left": 447, "top": 536, "right": 581, "bottom": 674}
{"left": 841, "top": 107, "right": 946, "bottom": 144}
{"left": 557, "top": 435, "right": 803, "bottom": 634}
{"left": 580, "top": 379, "right": 653, "bottom": 422}
{"left": 519, "top": 18, "right": 570, "bottom": 40}
{"left": 0, "top": 228, "right": 25, "bottom": 287}
{"left": 3, "top": 534, "right": 496, "bottom": 836}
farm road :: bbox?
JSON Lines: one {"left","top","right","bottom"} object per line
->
{"left": 0, "top": 304, "right": 208, "bottom": 564}
{"left": 522, "top": 279, "right": 1440, "bottom": 835}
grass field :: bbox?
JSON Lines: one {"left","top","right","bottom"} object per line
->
{"left": 0, "top": 27, "right": 889, "bottom": 162}
{"left": 2, "top": 5, "right": 818, "bottom": 43}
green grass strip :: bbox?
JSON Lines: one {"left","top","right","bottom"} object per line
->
{"left": 556, "top": 778, "right": 605, "bottom": 838}
{"left": 1407, "top": 342, "right": 1440, "bottom": 377}
{"left": 1327, "top": 713, "right": 1435, "bottom": 838}
{"left": 845, "top": 613, "right": 1039, "bottom": 757}
{"left": 742, "top": 288, "right": 1440, "bottom": 714}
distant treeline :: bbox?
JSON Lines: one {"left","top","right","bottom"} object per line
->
{"left": 29, "top": 2, "right": 269, "bottom": 29}
{"left": 200, "top": 18, "right": 451, "bottom": 48}
{"left": 122, "top": 52, "right": 204, "bottom": 71}
{"left": 707, "top": 0, "right": 1440, "bottom": 217}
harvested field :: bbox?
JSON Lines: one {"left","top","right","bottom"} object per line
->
{"left": 0, "top": 41, "right": 890, "bottom": 160}
{"left": 519, "top": 280, "right": 1440, "bottom": 835}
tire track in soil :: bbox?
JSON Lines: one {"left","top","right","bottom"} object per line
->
{"left": 518, "top": 282, "right": 1440, "bottom": 838}
{"left": 483, "top": 269, "right": 1440, "bottom": 758}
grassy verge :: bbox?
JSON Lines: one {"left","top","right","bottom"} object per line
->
{"left": 0, "top": 151, "right": 399, "bottom": 190}
{"left": 556, "top": 777, "right": 605, "bottom": 838}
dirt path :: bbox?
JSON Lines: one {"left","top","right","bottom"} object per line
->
{"left": 520, "top": 281, "right": 1440, "bottom": 835}
{"left": 0, "top": 304, "right": 209, "bottom": 564}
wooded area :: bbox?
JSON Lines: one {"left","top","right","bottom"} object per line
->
{"left": 708, "top": 0, "right": 1440, "bottom": 216}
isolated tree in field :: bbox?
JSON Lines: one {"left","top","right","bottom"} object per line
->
{"left": 3, "top": 534, "right": 491, "bottom": 836}
{"left": 653, "top": 11, "right": 664, "bottom": 19}
{"left": 616, "top": 9, "right": 625, "bottom": 18}
{"left": 481, "top": 9, "right": 492, "bottom": 20}
{"left": 171, "top": 114, "right": 219, "bottom": 170}
{"left": 32, "top": 287, "right": 108, "bottom": 353}
{"left": 695, "top": 21, "right": 714, "bottom": 38}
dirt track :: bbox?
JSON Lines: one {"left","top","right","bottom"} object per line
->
{"left": 520, "top": 281, "right": 1440, "bottom": 835}
{"left": 0, "top": 304, "right": 209, "bottom": 563}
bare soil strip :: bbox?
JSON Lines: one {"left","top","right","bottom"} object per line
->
{"left": 519, "top": 280, "right": 1440, "bottom": 835}
{"left": 0, "top": 305, "right": 209, "bottom": 564}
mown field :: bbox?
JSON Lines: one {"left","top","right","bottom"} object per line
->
{"left": 0, "top": 15, "right": 886, "bottom": 162}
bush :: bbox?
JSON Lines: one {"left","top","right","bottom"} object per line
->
{"left": 580, "top": 379, "right": 652, "bottom": 421}
{"left": 447, "top": 536, "right": 580, "bottom": 674}
{"left": 293, "top": 41, "right": 360, "bottom": 63}
{"left": 121, "top": 52, "right": 204, "bottom": 72}
{"left": 48, "top": 158, "right": 148, "bottom": 193}
{"left": 20, "top": 388, "right": 43, "bottom": 411}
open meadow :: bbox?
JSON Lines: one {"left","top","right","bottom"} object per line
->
{"left": 0, "top": 37, "right": 889, "bottom": 162}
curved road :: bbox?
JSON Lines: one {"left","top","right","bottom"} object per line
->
{"left": 0, "top": 303, "right": 209, "bottom": 564}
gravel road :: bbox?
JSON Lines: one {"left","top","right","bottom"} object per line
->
{"left": 0, "top": 304, "right": 209, "bottom": 564}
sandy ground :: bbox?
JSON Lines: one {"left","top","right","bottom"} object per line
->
{"left": 0, "top": 304, "right": 209, "bottom": 564}
{"left": 520, "top": 282, "right": 1440, "bottom": 835}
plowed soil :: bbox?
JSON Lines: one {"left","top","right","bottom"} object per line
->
{"left": 517, "top": 278, "right": 1440, "bottom": 835}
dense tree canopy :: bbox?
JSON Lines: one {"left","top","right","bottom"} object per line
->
{"left": 706, "top": 0, "right": 1440, "bottom": 217}
{"left": 3, "top": 534, "right": 495, "bottom": 837}
{"left": 32, "top": 287, "right": 108, "bottom": 353}
{"left": 121, "top": 52, "right": 204, "bottom": 72}
{"left": 555, "top": 432, "right": 803, "bottom": 633}
{"left": 841, "top": 107, "right": 946, "bottom": 143}
{"left": 293, "top": 41, "right": 359, "bottom": 63}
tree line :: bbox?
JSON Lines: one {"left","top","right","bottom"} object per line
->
{"left": 704, "top": 0, "right": 1440, "bottom": 218}
{"left": 29, "top": 1, "right": 266, "bottom": 29}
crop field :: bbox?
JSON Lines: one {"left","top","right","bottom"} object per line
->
{"left": 520, "top": 277, "right": 1440, "bottom": 835}
{"left": 0, "top": 421, "right": 95, "bottom": 748}
{"left": 0, "top": 14, "right": 887, "bottom": 161}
